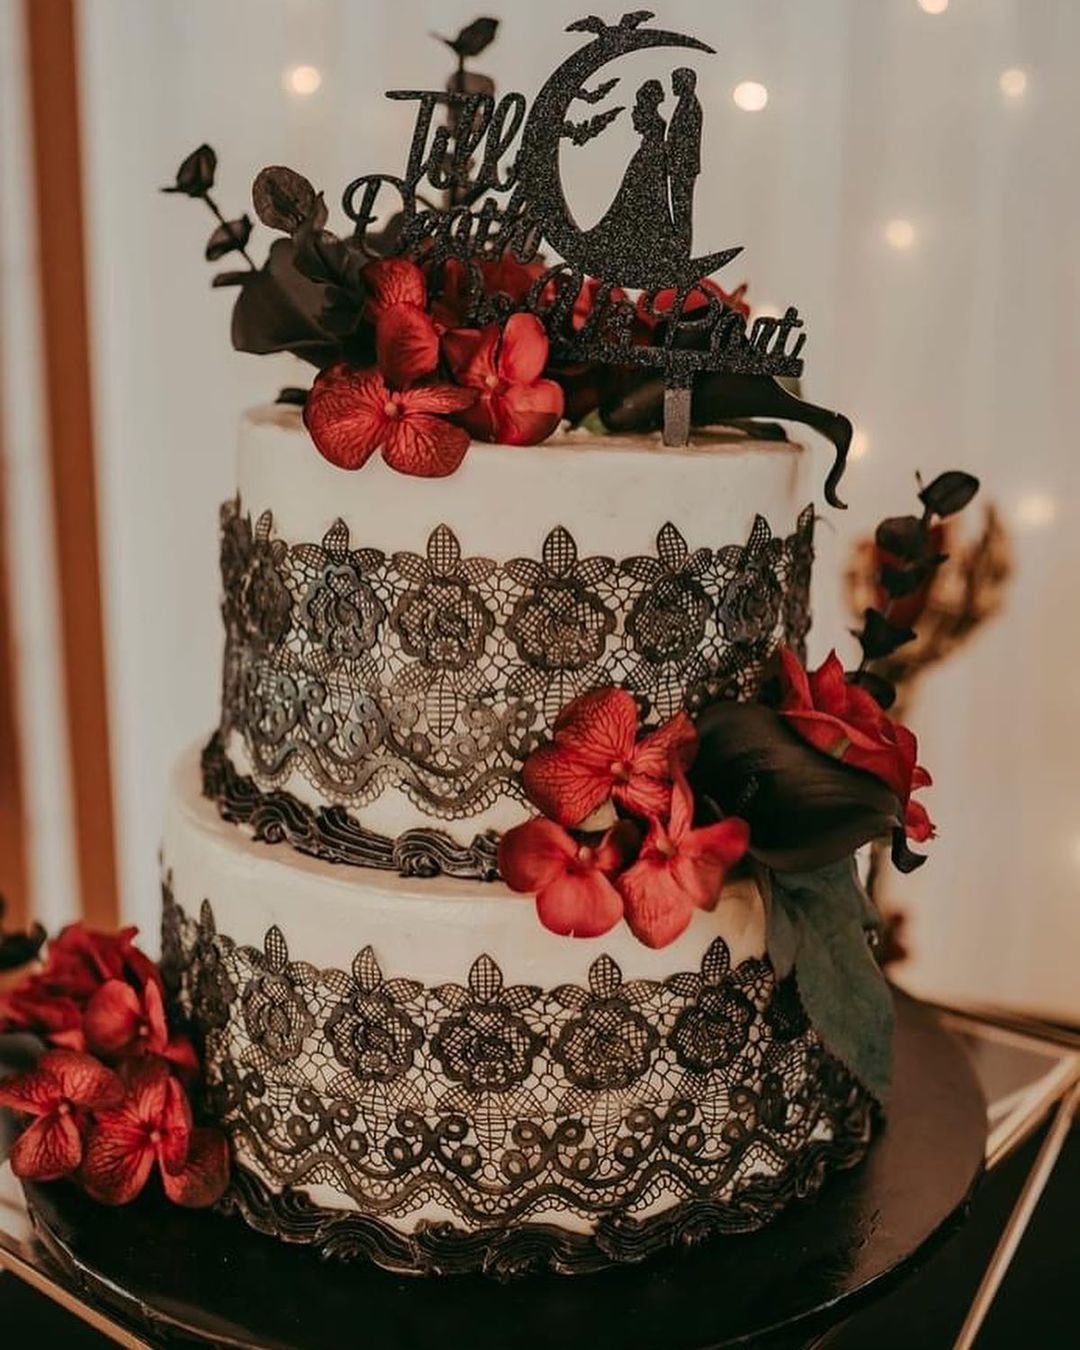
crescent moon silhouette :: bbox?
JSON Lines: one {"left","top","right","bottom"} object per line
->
{"left": 517, "top": 21, "right": 742, "bottom": 290}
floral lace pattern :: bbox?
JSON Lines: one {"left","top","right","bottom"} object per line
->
{"left": 218, "top": 502, "right": 815, "bottom": 819}
{"left": 162, "top": 885, "right": 872, "bottom": 1236}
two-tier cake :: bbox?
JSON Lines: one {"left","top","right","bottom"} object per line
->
{"left": 150, "top": 12, "right": 966, "bottom": 1276}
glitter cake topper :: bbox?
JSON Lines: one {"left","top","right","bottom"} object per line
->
{"left": 342, "top": 10, "right": 852, "bottom": 499}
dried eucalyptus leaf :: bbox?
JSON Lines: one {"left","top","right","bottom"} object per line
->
{"left": 162, "top": 143, "right": 216, "bottom": 197}
{"left": 230, "top": 237, "right": 341, "bottom": 368}
{"left": 857, "top": 608, "right": 917, "bottom": 660}
{"left": 445, "top": 17, "right": 499, "bottom": 57}
{"left": 211, "top": 270, "right": 250, "bottom": 289}
{"left": 918, "top": 470, "right": 980, "bottom": 519}
{"left": 205, "top": 214, "right": 252, "bottom": 261}
{"left": 252, "top": 165, "right": 318, "bottom": 233}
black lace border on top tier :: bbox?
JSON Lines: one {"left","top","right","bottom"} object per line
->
{"left": 201, "top": 733, "right": 501, "bottom": 881}
{"left": 220, "top": 1112, "right": 874, "bottom": 1279}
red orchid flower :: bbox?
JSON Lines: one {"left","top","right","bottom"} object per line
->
{"left": 522, "top": 687, "right": 697, "bottom": 828}
{"left": 617, "top": 768, "right": 750, "bottom": 950}
{"left": 777, "top": 647, "right": 934, "bottom": 842}
{"left": 81, "top": 1059, "right": 229, "bottom": 1208}
{"left": 499, "top": 818, "right": 639, "bottom": 938}
{"left": 0, "top": 1050, "right": 123, "bottom": 1181}
{"left": 304, "top": 362, "right": 477, "bottom": 477}
{"left": 442, "top": 312, "right": 564, "bottom": 445}
{"left": 83, "top": 977, "right": 199, "bottom": 1077}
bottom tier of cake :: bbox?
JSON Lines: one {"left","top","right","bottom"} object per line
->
{"left": 159, "top": 747, "right": 874, "bottom": 1276}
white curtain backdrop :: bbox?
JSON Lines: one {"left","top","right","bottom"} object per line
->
{"left": 15, "top": 0, "right": 1075, "bottom": 1010}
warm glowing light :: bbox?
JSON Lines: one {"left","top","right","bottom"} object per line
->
{"left": 999, "top": 67, "right": 1028, "bottom": 99}
{"left": 1015, "top": 492, "right": 1057, "bottom": 529}
{"left": 917, "top": 0, "right": 949, "bottom": 14}
{"left": 284, "top": 64, "right": 322, "bottom": 96}
{"left": 849, "top": 428, "right": 871, "bottom": 461}
{"left": 733, "top": 81, "right": 769, "bottom": 113}
{"left": 885, "top": 218, "right": 917, "bottom": 251}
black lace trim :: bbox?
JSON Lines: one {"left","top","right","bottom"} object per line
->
{"left": 200, "top": 733, "right": 501, "bottom": 881}
{"left": 218, "top": 503, "right": 814, "bottom": 821}
{"left": 161, "top": 889, "right": 874, "bottom": 1274}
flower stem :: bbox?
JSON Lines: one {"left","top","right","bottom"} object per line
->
{"left": 204, "top": 192, "right": 257, "bottom": 270}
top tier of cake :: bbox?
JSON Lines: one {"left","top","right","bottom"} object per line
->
{"left": 216, "top": 405, "right": 814, "bottom": 863}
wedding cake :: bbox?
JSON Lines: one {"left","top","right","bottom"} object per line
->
{"left": 152, "top": 13, "right": 968, "bottom": 1276}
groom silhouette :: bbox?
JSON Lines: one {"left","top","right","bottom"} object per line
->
{"left": 667, "top": 67, "right": 702, "bottom": 255}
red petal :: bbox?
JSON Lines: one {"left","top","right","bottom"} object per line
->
{"left": 381, "top": 414, "right": 470, "bottom": 478}
{"left": 376, "top": 304, "right": 440, "bottom": 388}
{"left": 163, "top": 1034, "right": 201, "bottom": 1081}
{"left": 302, "top": 364, "right": 387, "bottom": 471}
{"left": 617, "top": 858, "right": 695, "bottom": 949}
{"left": 777, "top": 645, "right": 813, "bottom": 711}
{"left": 497, "top": 312, "right": 549, "bottom": 385}
{"left": 666, "top": 768, "right": 695, "bottom": 839}
{"left": 536, "top": 870, "right": 624, "bottom": 939}
{"left": 441, "top": 324, "right": 499, "bottom": 388}
{"left": 498, "top": 818, "right": 577, "bottom": 892}
{"left": 593, "top": 820, "right": 641, "bottom": 874}
{"left": 912, "top": 763, "right": 932, "bottom": 789}
{"left": 161, "top": 1127, "right": 230, "bottom": 1209}
{"left": 806, "top": 650, "right": 850, "bottom": 712}
{"left": 43, "top": 1050, "right": 125, "bottom": 1110}
{"left": 10, "top": 1111, "right": 84, "bottom": 1180}
{"left": 363, "top": 258, "right": 426, "bottom": 320}
{"left": 81, "top": 1121, "right": 155, "bottom": 1205}
{"left": 83, "top": 980, "right": 142, "bottom": 1057}
{"left": 454, "top": 393, "right": 500, "bottom": 442}
{"left": 158, "top": 1075, "right": 195, "bottom": 1175}
{"left": 142, "top": 978, "right": 170, "bottom": 1054}
{"left": 554, "top": 687, "right": 638, "bottom": 762}
{"left": 492, "top": 379, "right": 563, "bottom": 446}
{"left": 400, "top": 382, "right": 478, "bottom": 415}
{"left": 631, "top": 710, "right": 697, "bottom": 781}
{"left": 612, "top": 774, "right": 675, "bottom": 821}
{"left": 680, "top": 818, "right": 751, "bottom": 908}
{"left": 521, "top": 742, "right": 611, "bottom": 828}
{"left": 905, "top": 798, "right": 936, "bottom": 842}
{"left": 0, "top": 1064, "right": 60, "bottom": 1116}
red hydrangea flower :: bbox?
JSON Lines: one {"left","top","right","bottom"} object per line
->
{"left": 442, "top": 312, "right": 564, "bottom": 445}
{"left": 362, "top": 258, "right": 441, "bottom": 389}
{"left": 81, "top": 1059, "right": 229, "bottom": 1208}
{"left": 616, "top": 769, "right": 750, "bottom": 949}
{"left": 0, "top": 983, "right": 86, "bottom": 1049}
{"left": 0, "top": 1050, "right": 123, "bottom": 1181}
{"left": 304, "top": 363, "right": 477, "bottom": 477}
{"left": 83, "top": 977, "right": 199, "bottom": 1078}
{"left": 430, "top": 256, "right": 547, "bottom": 328}
{"left": 499, "top": 818, "right": 639, "bottom": 938}
{"left": 522, "top": 688, "right": 697, "bottom": 828}
{"left": 777, "top": 647, "right": 934, "bottom": 842}
{"left": 636, "top": 277, "right": 750, "bottom": 333}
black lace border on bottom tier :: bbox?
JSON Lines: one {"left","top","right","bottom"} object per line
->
{"left": 219, "top": 1106, "right": 875, "bottom": 1281}
{"left": 200, "top": 733, "right": 502, "bottom": 882}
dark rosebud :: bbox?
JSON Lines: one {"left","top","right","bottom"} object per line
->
{"left": 879, "top": 559, "right": 935, "bottom": 599}
{"left": 252, "top": 165, "right": 318, "bottom": 234}
{"left": 846, "top": 669, "right": 897, "bottom": 711}
{"left": 162, "top": 144, "right": 217, "bottom": 196}
{"left": 441, "top": 17, "right": 499, "bottom": 58}
{"left": 918, "top": 470, "right": 980, "bottom": 519}
{"left": 204, "top": 214, "right": 252, "bottom": 261}
{"left": 875, "top": 514, "right": 927, "bottom": 561}
{"left": 857, "top": 608, "right": 917, "bottom": 661}
{"left": 891, "top": 826, "right": 927, "bottom": 873}
{"left": 211, "top": 270, "right": 250, "bottom": 288}
{"left": 275, "top": 387, "right": 308, "bottom": 407}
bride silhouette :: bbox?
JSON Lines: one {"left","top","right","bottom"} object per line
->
{"left": 582, "top": 79, "right": 684, "bottom": 280}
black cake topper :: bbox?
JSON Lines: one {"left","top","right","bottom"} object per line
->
{"left": 342, "top": 11, "right": 852, "bottom": 504}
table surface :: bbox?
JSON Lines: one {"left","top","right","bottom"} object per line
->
{"left": 1, "top": 1000, "right": 1077, "bottom": 1350}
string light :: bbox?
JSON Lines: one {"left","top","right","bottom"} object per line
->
{"left": 917, "top": 0, "right": 949, "bottom": 14}
{"left": 999, "top": 68, "right": 1028, "bottom": 99}
{"left": 732, "top": 81, "right": 768, "bottom": 113}
{"left": 1015, "top": 492, "right": 1057, "bottom": 529}
{"left": 885, "top": 219, "right": 917, "bottom": 251}
{"left": 849, "top": 428, "right": 871, "bottom": 461}
{"left": 284, "top": 64, "right": 322, "bottom": 96}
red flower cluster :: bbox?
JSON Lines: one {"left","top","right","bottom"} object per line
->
{"left": 777, "top": 647, "right": 935, "bottom": 843}
{"left": 304, "top": 257, "right": 565, "bottom": 477}
{"left": 0, "top": 924, "right": 228, "bottom": 1207}
{"left": 499, "top": 688, "right": 749, "bottom": 949}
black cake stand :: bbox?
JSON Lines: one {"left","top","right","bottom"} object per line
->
{"left": 7, "top": 992, "right": 985, "bottom": 1350}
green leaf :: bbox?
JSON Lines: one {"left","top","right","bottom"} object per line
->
{"left": 768, "top": 858, "right": 894, "bottom": 1105}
